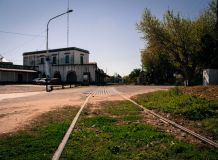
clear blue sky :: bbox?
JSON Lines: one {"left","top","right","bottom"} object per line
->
{"left": 0, "top": 0, "right": 210, "bottom": 76}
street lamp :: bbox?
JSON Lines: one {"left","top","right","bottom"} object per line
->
{"left": 46, "top": 10, "right": 73, "bottom": 55}
{"left": 46, "top": 9, "right": 73, "bottom": 92}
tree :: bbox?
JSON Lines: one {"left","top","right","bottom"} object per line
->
{"left": 137, "top": 1, "right": 217, "bottom": 85}
{"left": 110, "top": 73, "right": 122, "bottom": 83}
{"left": 141, "top": 48, "right": 175, "bottom": 84}
{"left": 128, "top": 68, "right": 141, "bottom": 84}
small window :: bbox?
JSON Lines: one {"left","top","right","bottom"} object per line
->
{"left": 53, "top": 56, "right": 57, "bottom": 64}
{"left": 80, "top": 54, "right": 84, "bottom": 64}
{"left": 65, "top": 55, "right": 69, "bottom": 64}
{"left": 71, "top": 54, "right": 74, "bottom": 64}
{"left": 40, "top": 57, "right": 44, "bottom": 64}
{"left": 24, "top": 57, "right": 28, "bottom": 65}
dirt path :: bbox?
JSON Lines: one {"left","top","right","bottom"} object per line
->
{"left": 0, "top": 85, "right": 172, "bottom": 134}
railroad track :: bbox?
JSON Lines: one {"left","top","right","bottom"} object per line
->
{"left": 52, "top": 87, "right": 218, "bottom": 160}
{"left": 83, "top": 87, "right": 116, "bottom": 96}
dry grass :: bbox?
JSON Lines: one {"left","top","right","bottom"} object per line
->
{"left": 181, "top": 86, "right": 218, "bottom": 100}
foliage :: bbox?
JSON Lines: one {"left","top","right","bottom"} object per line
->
{"left": 141, "top": 50, "right": 175, "bottom": 84}
{"left": 110, "top": 73, "right": 122, "bottom": 83}
{"left": 128, "top": 68, "right": 141, "bottom": 84}
{"left": 61, "top": 101, "right": 218, "bottom": 159}
{"left": 123, "top": 68, "right": 142, "bottom": 84}
{"left": 137, "top": 1, "right": 217, "bottom": 85}
{"left": 0, "top": 106, "right": 79, "bottom": 160}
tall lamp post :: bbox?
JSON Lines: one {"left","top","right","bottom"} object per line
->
{"left": 46, "top": 10, "right": 73, "bottom": 92}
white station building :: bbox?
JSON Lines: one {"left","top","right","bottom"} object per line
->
{"left": 23, "top": 47, "right": 106, "bottom": 84}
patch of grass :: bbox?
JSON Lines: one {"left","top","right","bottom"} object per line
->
{"left": 123, "top": 115, "right": 142, "bottom": 121}
{"left": 134, "top": 88, "right": 218, "bottom": 139}
{"left": 61, "top": 101, "right": 218, "bottom": 160}
{"left": 82, "top": 116, "right": 117, "bottom": 127}
{"left": 201, "top": 118, "right": 218, "bottom": 137}
{"left": 103, "top": 101, "right": 143, "bottom": 116}
{"left": 134, "top": 88, "right": 216, "bottom": 120}
{"left": 0, "top": 106, "right": 79, "bottom": 160}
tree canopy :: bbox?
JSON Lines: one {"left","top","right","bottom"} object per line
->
{"left": 137, "top": 0, "right": 217, "bottom": 85}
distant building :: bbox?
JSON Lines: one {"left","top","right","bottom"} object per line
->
{"left": 23, "top": 47, "right": 106, "bottom": 84}
{"left": 203, "top": 69, "right": 218, "bottom": 85}
{"left": 0, "top": 55, "right": 37, "bottom": 83}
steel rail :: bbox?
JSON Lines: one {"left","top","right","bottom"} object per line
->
{"left": 113, "top": 88, "right": 218, "bottom": 148}
{"left": 52, "top": 92, "right": 93, "bottom": 160}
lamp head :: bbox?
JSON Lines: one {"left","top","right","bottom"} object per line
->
{"left": 67, "top": 9, "right": 73, "bottom": 13}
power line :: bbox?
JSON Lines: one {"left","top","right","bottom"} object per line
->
{"left": 1, "top": 30, "right": 46, "bottom": 56}
{"left": 0, "top": 30, "right": 45, "bottom": 37}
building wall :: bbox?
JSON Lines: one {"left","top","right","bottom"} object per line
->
{"left": 23, "top": 50, "right": 89, "bottom": 66}
{"left": 50, "top": 64, "right": 97, "bottom": 82}
{"left": 0, "top": 71, "right": 36, "bottom": 83}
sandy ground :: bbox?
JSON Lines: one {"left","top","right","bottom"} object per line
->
{"left": 0, "top": 85, "right": 172, "bottom": 133}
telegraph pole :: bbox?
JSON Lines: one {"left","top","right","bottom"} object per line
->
{"left": 67, "top": 0, "right": 70, "bottom": 47}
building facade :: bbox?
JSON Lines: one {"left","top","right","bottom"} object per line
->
{"left": 23, "top": 47, "right": 106, "bottom": 84}
{"left": 0, "top": 62, "right": 37, "bottom": 84}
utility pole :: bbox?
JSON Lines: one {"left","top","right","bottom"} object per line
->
{"left": 46, "top": 10, "right": 73, "bottom": 92}
{"left": 67, "top": 0, "right": 70, "bottom": 47}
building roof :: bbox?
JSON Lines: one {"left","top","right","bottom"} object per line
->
{"left": 23, "top": 47, "right": 89, "bottom": 56}
{"left": 0, "top": 68, "right": 37, "bottom": 73}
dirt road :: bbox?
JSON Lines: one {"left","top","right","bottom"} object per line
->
{"left": 0, "top": 85, "right": 171, "bottom": 133}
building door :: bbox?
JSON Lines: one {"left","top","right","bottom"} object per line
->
{"left": 17, "top": 74, "right": 23, "bottom": 82}
{"left": 54, "top": 72, "right": 61, "bottom": 81}
{"left": 66, "top": 71, "right": 77, "bottom": 84}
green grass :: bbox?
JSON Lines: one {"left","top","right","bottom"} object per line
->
{"left": 61, "top": 101, "right": 218, "bottom": 160}
{"left": 201, "top": 118, "right": 218, "bottom": 137}
{"left": 134, "top": 88, "right": 218, "bottom": 139}
{"left": 0, "top": 106, "right": 79, "bottom": 160}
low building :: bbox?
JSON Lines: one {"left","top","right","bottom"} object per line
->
{"left": 203, "top": 69, "right": 218, "bottom": 85}
{"left": 23, "top": 47, "right": 106, "bottom": 84}
{"left": 0, "top": 57, "right": 37, "bottom": 84}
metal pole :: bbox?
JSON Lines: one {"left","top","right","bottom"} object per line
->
{"left": 46, "top": 24, "right": 49, "bottom": 92}
{"left": 67, "top": 0, "right": 70, "bottom": 47}
{"left": 46, "top": 10, "right": 73, "bottom": 92}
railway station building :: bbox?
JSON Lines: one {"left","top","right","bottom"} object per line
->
{"left": 23, "top": 47, "right": 107, "bottom": 84}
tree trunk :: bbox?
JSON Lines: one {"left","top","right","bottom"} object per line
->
{"left": 182, "top": 66, "right": 195, "bottom": 86}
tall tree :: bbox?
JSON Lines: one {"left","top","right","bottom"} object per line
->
{"left": 199, "top": 0, "right": 218, "bottom": 69}
{"left": 137, "top": 1, "right": 216, "bottom": 85}
{"left": 141, "top": 48, "right": 175, "bottom": 84}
